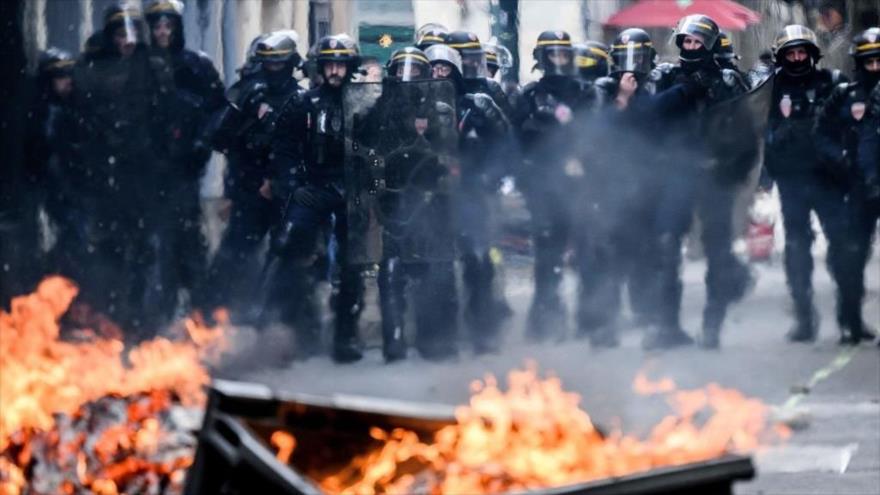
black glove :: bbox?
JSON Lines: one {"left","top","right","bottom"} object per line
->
{"left": 465, "top": 93, "right": 502, "bottom": 121}
{"left": 239, "top": 82, "right": 268, "bottom": 116}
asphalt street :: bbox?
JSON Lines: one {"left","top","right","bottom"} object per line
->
{"left": 239, "top": 248, "right": 880, "bottom": 495}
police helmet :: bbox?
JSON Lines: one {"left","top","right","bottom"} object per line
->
{"left": 610, "top": 28, "right": 655, "bottom": 76}
{"left": 386, "top": 46, "right": 431, "bottom": 81}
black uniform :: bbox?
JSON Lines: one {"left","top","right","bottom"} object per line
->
{"left": 71, "top": 5, "right": 176, "bottom": 335}
{"left": 267, "top": 34, "right": 364, "bottom": 363}
{"left": 204, "top": 50, "right": 301, "bottom": 321}
{"left": 446, "top": 32, "right": 514, "bottom": 353}
{"left": 574, "top": 28, "right": 659, "bottom": 347}
{"left": 765, "top": 25, "right": 854, "bottom": 343}
{"left": 146, "top": 0, "right": 225, "bottom": 318}
{"left": 512, "top": 31, "right": 591, "bottom": 342}
{"left": 812, "top": 28, "right": 880, "bottom": 343}
{"left": 646, "top": 15, "right": 749, "bottom": 349}
{"left": 17, "top": 49, "right": 79, "bottom": 294}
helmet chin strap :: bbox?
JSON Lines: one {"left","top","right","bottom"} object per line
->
{"left": 679, "top": 47, "right": 713, "bottom": 72}
{"left": 782, "top": 58, "right": 813, "bottom": 77}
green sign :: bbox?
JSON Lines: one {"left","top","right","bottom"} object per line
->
{"left": 358, "top": 24, "right": 415, "bottom": 65}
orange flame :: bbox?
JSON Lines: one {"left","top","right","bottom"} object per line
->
{"left": 316, "top": 363, "right": 789, "bottom": 495}
{"left": 0, "top": 276, "right": 230, "bottom": 494}
{"left": 271, "top": 430, "right": 297, "bottom": 465}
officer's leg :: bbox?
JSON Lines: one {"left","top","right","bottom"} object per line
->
{"left": 203, "top": 196, "right": 273, "bottom": 317}
{"left": 458, "top": 190, "right": 505, "bottom": 352}
{"left": 261, "top": 188, "right": 330, "bottom": 358}
{"left": 413, "top": 261, "right": 460, "bottom": 360}
{"left": 174, "top": 183, "right": 209, "bottom": 310}
{"left": 331, "top": 197, "right": 365, "bottom": 363}
{"left": 526, "top": 193, "right": 569, "bottom": 341}
{"left": 699, "top": 176, "right": 752, "bottom": 348}
{"left": 777, "top": 177, "right": 818, "bottom": 341}
{"left": 814, "top": 183, "right": 873, "bottom": 343}
{"left": 576, "top": 231, "right": 621, "bottom": 348}
{"left": 643, "top": 174, "right": 696, "bottom": 350}
{"left": 378, "top": 256, "right": 408, "bottom": 362}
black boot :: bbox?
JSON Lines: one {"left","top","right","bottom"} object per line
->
{"left": 414, "top": 262, "right": 459, "bottom": 361}
{"left": 787, "top": 302, "right": 818, "bottom": 343}
{"left": 588, "top": 324, "right": 620, "bottom": 348}
{"left": 700, "top": 301, "right": 726, "bottom": 350}
{"left": 332, "top": 267, "right": 364, "bottom": 363}
{"left": 379, "top": 259, "right": 408, "bottom": 363}
{"left": 643, "top": 235, "right": 693, "bottom": 350}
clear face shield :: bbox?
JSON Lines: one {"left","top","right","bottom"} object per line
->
{"left": 460, "top": 50, "right": 488, "bottom": 79}
{"left": 494, "top": 44, "right": 514, "bottom": 74}
{"left": 392, "top": 57, "right": 429, "bottom": 82}
{"left": 121, "top": 11, "right": 141, "bottom": 45}
{"left": 613, "top": 44, "right": 654, "bottom": 75}
{"left": 541, "top": 46, "right": 575, "bottom": 77}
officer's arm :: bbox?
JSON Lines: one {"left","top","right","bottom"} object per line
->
{"left": 268, "top": 100, "right": 307, "bottom": 198}
{"left": 857, "top": 115, "right": 880, "bottom": 187}
{"left": 811, "top": 85, "right": 847, "bottom": 165}
{"left": 647, "top": 82, "right": 700, "bottom": 115}
{"left": 199, "top": 53, "right": 227, "bottom": 113}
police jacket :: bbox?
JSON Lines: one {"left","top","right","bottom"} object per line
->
{"left": 814, "top": 77, "right": 876, "bottom": 184}
{"left": 269, "top": 83, "right": 348, "bottom": 199}
{"left": 155, "top": 47, "right": 225, "bottom": 176}
{"left": 71, "top": 46, "right": 176, "bottom": 198}
{"left": 216, "top": 75, "right": 302, "bottom": 200}
{"left": 762, "top": 68, "right": 844, "bottom": 179}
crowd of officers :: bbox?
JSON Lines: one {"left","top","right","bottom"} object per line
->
{"left": 11, "top": 0, "right": 880, "bottom": 362}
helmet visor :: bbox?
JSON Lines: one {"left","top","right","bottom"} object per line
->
{"left": 540, "top": 46, "right": 575, "bottom": 76}
{"left": 391, "top": 55, "right": 430, "bottom": 82}
{"left": 612, "top": 43, "right": 654, "bottom": 75}
{"left": 460, "top": 51, "right": 488, "bottom": 79}
{"left": 119, "top": 11, "right": 142, "bottom": 45}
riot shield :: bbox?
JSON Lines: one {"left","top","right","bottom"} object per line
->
{"left": 344, "top": 79, "right": 459, "bottom": 264}
{"left": 343, "top": 82, "right": 386, "bottom": 264}
{"left": 704, "top": 76, "right": 774, "bottom": 184}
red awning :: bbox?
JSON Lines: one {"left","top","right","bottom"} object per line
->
{"left": 605, "top": 0, "right": 761, "bottom": 31}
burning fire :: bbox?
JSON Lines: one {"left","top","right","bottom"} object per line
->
{"left": 312, "top": 364, "right": 789, "bottom": 495}
{"left": 0, "top": 277, "right": 229, "bottom": 495}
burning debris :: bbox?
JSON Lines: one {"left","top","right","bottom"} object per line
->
{"left": 0, "top": 277, "right": 229, "bottom": 495}
{"left": 2, "top": 278, "right": 789, "bottom": 495}
{"left": 298, "top": 365, "right": 790, "bottom": 495}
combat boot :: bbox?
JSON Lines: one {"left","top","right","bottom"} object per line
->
{"left": 588, "top": 324, "right": 620, "bottom": 349}
{"left": 787, "top": 303, "right": 818, "bottom": 343}
{"left": 700, "top": 301, "right": 726, "bottom": 350}
{"left": 643, "top": 325, "right": 695, "bottom": 350}
{"left": 382, "top": 323, "right": 408, "bottom": 362}
{"left": 526, "top": 298, "right": 567, "bottom": 343}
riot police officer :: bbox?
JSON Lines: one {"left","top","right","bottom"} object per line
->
{"left": 267, "top": 34, "right": 365, "bottom": 363}
{"left": 573, "top": 41, "right": 610, "bottom": 84}
{"left": 204, "top": 31, "right": 302, "bottom": 321}
{"left": 764, "top": 25, "right": 852, "bottom": 343}
{"left": 647, "top": 14, "right": 750, "bottom": 349}
{"left": 446, "top": 31, "right": 513, "bottom": 116}
{"left": 574, "top": 29, "right": 658, "bottom": 347}
{"left": 426, "top": 42, "right": 511, "bottom": 354}
{"left": 512, "top": 30, "right": 592, "bottom": 342}
{"left": 373, "top": 47, "right": 460, "bottom": 361}
{"left": 145, "top": 0, "right": 225, "bottom": 317}
{"left": 29, "top": 48, "right": 85, "bottom": 284}
{"left": 425, "top": 41, "right": 512, "bottom": 353}
{"left": 813, "top": 27, "right": 880, "bottom": 344}
{"left": 71, "top": 3, "right": 176, "bottom": 335}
